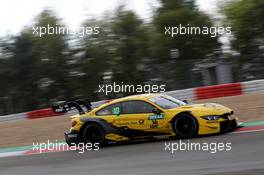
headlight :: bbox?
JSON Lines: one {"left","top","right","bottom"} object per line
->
{"left": 201, "top": 116, "right": 219, "bottom": 120}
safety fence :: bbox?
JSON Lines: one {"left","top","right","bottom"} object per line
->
{"left": 166, "top": 79, "right": 264, "bottom": 101}
{"left": 1, "top": 79, "right": 264, "bottom": 122}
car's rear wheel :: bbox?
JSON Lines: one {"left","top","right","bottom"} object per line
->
{"left": 172, "top": 113, "right": 198, "bottom": 138}
{"left": 83, "top": 123, "right": 105, "bottom": 146}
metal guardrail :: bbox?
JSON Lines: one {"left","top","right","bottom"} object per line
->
{"left": 0, "top": 79, "right": 264, "bottom": 123}
{"left": 0, "top": 113, "right": 27, "bottom": 122}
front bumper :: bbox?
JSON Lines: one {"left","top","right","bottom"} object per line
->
{"left": 220, "top": 118, "right": 238, "bottom": 133}
{"left": 65, "top": 130, "right": 79, "bottom": 146}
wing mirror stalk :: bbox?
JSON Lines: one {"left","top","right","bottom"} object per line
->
{"left": 182, "top": 100, "right": 188, "bottom": 104}
{"left": 152, "top": 108, "right": 162, "bottom": 115}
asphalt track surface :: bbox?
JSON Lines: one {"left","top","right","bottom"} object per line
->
{"left": 1, "top": 130, "right": 264, "bottom": 175}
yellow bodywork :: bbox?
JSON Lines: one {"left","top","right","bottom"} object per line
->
{"left": 69, "top": 94, "right": 238, "bottom": 141}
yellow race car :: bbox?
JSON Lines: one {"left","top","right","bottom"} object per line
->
{"left": 52, "top": 93, "right": 238, "bottom": 146}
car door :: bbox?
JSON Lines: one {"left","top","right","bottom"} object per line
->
{"left": 119, "top": 100, "right": 166, "bottom": 131}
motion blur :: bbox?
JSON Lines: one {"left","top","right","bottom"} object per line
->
{"left": 0, "top": 0, "right": 263, "bottom": 115}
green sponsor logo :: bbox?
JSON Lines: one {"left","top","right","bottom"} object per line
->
{"left": 112, "top": 107, "right": 121, "bottom": 116}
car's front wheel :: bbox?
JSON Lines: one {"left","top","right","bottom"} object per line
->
{"left": 172, "top": 113, "right": 199, "bottom": 138}
{"left": 83, "top": 123, "right": 105, "bottom": 146}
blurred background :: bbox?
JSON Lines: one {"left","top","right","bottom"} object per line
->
{"left": 0, "top": 0, "right": 263, "bottom": 115}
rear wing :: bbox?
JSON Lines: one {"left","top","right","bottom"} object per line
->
{"left": 51, "top": 99, "right": 91, "bottom": 115}
{"left": 51, "top": 99, "right": 111, "bottom": 115}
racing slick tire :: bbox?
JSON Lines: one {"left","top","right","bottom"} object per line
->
{"left": 172, "top": 113, "right": 199, "bottom": 138}
{"left": 83, "top": 123, "right": 106, "bottom": 147}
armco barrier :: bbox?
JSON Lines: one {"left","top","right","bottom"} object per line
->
{"left": 0, "top": 109, "right": 61, "bottom": 122}
{"left": 242, "top": 79, "right": 264, "bottom": 94}
{"left": 0, "top": 79, "right": 264, "bottom": 122}
{"left": 27, "top": 108, "right": 62, "bottom": 119}
{"left": 0, "top": 112, "right": 27, "bottom": 122}
{"left": 195, "top": 83, "right": 243, "bottom": 100}
{"left": 165, "top": 88, "right": 195, "bottom": 101}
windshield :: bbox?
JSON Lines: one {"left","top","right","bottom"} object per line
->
{"left": 148, "top": 95, "right": 186, "bottom": 109}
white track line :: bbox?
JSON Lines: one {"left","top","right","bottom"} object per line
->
{"left": 0, "top": 151, "right": 27, "bottom": 158}
{"left": 230, "top": 128, "right": 264, "bottom": 134}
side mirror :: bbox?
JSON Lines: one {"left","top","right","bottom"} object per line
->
{"left": 152, "top": 108, "right": 162, "bottom": 115}
{"left": 182, "top": 100, "right": 188, "bottom": 104}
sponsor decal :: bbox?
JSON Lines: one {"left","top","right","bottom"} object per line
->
{"left": 118, "top": 121, "right": 138, "bottom": 126}
{"left": 148, "top": 114, "right": 164, "bottom": 120}
{"left": 138, "top": 119, "right": 145, "bottom": 125}
{"left": 112, "top": 107, "right": 120, "bottom": 116}
{"left": 150, "top": 120, "right": 159, "bottom": 128}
